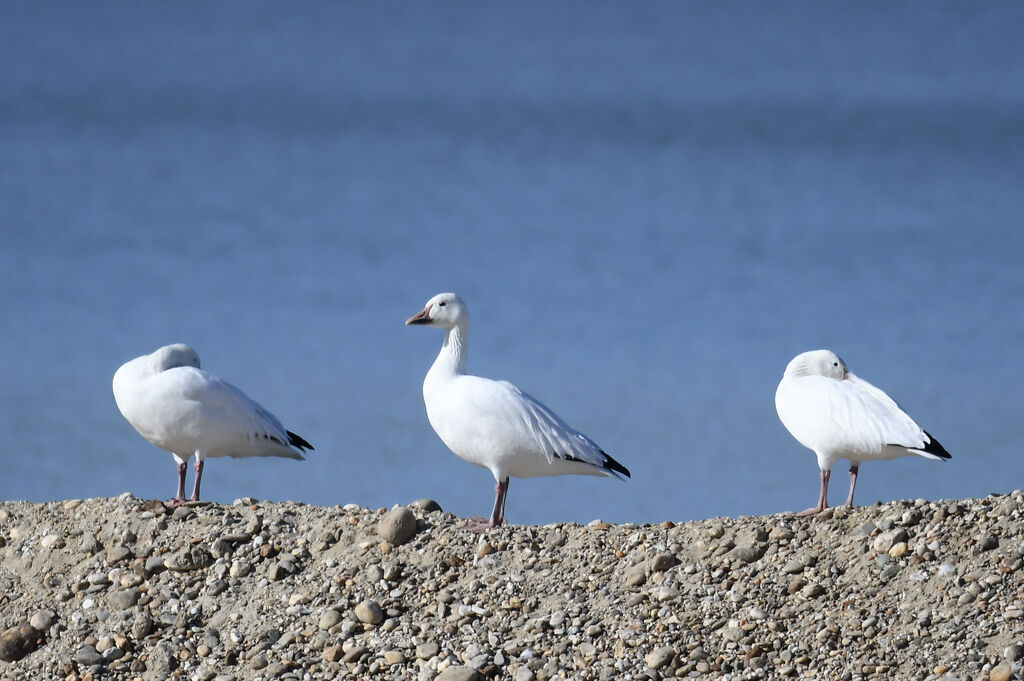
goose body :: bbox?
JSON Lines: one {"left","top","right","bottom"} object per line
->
{"left": 407, "top": 293, "right": 629, "bottom": 529}
{"left": 112, "top": 343, "right": 312, "bottom": 502}
{"left": 775, "top": 349, "right": 950, "bottom": 515}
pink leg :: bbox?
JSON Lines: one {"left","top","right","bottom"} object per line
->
{"left": 464, "top": 479, "right": 509, "bottom": 533}
{"left": 189, "top": 459, "right": 204, "bottom": 501}
{"left": 796, "top": 468, "right": 830, "bottom": 516}
{"left": 171, "top": 461, "right": 188, "bottom": 506}
{"left": 843, "top": 465, "right": 859, "bottom": 507}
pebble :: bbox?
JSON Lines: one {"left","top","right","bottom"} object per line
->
{"left": 354, "top": 599, "right": 384, "bottom": 625}
{"left": 644, "top": 646, "right": 675, "bottom": 669}
{"left": 410, "top": 498, "right": 443, "bottom": 512}
{"left": 990, "top": 662, "right": 1012, "bottom": 681}
{"left": 75, "top": 645, "right": 104, "bottom": 666}
{"left": 436, "top": 666, "right": 482, "bottom": 681}
{"left": 29, "top": 611, "right": 55, "bottom": 632}
{"left": 417, "top": 641, "right": 440, "bottom": 659}
{"left": 378, "top": 506, "right": 418, "bottom": 545}
{"left": 0, "top": 625, "right": 43, "bottom": 662}
{"left": 39, "top": 534, "right": 62, "bottom": 549}
{"left": 106, "top": 545, "right": 132, "bottom": 563}
{"left": 108, "top": 588, "right": 141, "bottom": 610}
{"left": 318, "top": 608, "right": 343, "bottom": 630}
{"left": 650, "top": 552, "right": 675, "bottom": 571}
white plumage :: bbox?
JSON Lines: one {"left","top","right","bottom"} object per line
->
{"left": 407, "top": 293, "right": 629, "bottom": 530}
{"left": 112, "top": 343, "right": 312, "bottom": 503}
{"left": 775, "top": 349, "right": 950, "bottom": 515}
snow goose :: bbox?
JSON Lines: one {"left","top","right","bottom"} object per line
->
{"left": 112, "top": 343, "right": 313, "bottom": 504}
{"left": 406, "top": 292, "right": 630, "bottom": 530}
{"left": 775, "top": 349, "right": 950, "bottom": 516}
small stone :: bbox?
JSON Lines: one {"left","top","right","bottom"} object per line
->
{"left": 210, "top": 537, "right": 234, "bottom": 558}
{"left": 1005, "top": 644, "right": 1024, "bottom": 662}
{"left": 230, "top": 560, "right": 253, "bottom": 578}
{"left": 625, "top": 566, "right": 647, "bottom": 587}
{"left": 477, "top": 541, "right": 496, "bottom": 557}
{"left": 131, "top": 613, "right": 154, "bottom": 639}
{"left": 354, "top": 599, "right": 384, "bottom": 625}
{"left": 731, "top": 544, "right": 767, "bottom": 563}
{"left": 515, "top": 668, "right": 535, "bottom": 681}
{"left": 75, "top": 645, "right": 104, "bottom": 666}
{"left": 81, "top": 532, "right": 102, "bottom": 555}
{"left": 417, "top": 641, "right": 440, "bottom": 659}
{"left": 378, "top": 507, "right": 418, "bottom": 546}
{"left": 108, "top": 589, "right": 141, "bottom": 610}
{"left": 436, "top": 666, "right": 482, "bottom": 681}
{"left": 164, "top": 546, "right": 212, "bottom": 571}
{"left": 322, "top": 645, "right": 344, "bottom": 662}
{"left": 782, "top": 559, "right": 806, "bottom": 574}
{"left": 979, "top": 534, "right": 999, "bottom": 552}
{"left": 29, "top": 611, "right": 55, "bottom": 632}
{"left": 267, "top": 562, "right": 288, "bottom": 581}
{"left": 651, "top": 553, "right": 675, "bottom": 572}
{"left": 343, "top": 645, "right": 368, "bottom": 662}
{"left": 410, "top": 498, "right": 442, "bottom": 512}
{"left": 106, "top": 546, "right": 132, "bottom": 564}
{"left": 990, "top": 662, "right": 1012, "bottom": 681}
{"left": 171, "top": 506, "right": 194, "bottom": 521}
{"left": 264, "top": 661, "right": 287, "bottom": 676}
{"left": 384, "top": 650, "right": 406, "bottom": 665}
{"left": 40, "top": 534, "right": 62, "bottom": 549}
{"left": 644, "top": 646, "right": 675, "bottom": 670}
{"left": 872, "top": 529, "right": 908, "bottom": 554}
{"left": 145, "top": 555, "right": 167, "bottom": 575}
{"left": 888, "top": 542, "right": 908, "bottom": 559}
{"left": 318, "top": 608, "right": 343, "bottom": 630}
{"left": 0, "top": 624, "right": 44, "bottom": 662}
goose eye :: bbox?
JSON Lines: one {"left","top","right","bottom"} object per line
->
{"left": 439, "top": 301, "right": 447, "bottom": 307}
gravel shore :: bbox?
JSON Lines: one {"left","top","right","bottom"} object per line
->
{"left": 1, "top": 493, "right": 1022, "bottom": 681}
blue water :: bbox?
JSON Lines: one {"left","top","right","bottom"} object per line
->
{"left": 2, "top": 2, "right": 1023, "bottom": 524}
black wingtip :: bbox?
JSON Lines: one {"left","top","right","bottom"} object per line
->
{"left": 601, "top": 450, "right": 631, "bottom": 478}
{"left": 922, "top": 430, "right": 951, "bottom": 460}
{"left": 287, "top": 430, "right": 314, "bottom": 452}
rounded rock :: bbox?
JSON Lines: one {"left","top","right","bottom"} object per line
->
{"left": 29, "top": 611, "right": 55, "bottom": 632}
{"left": 644, "top": 646, "right": 675, "bottom": 670}
{"left": 410, "top": 498, "right": 443, "bottom": 513}
{"left": 436, "top": 666, "right": 482, "bottom": 681}
{"left": 378, "top": 507, "right": 418, "bottom": 546}
{"left": 991, "top": 663, "right": 1013, "bottom": 681}
{"left": 354, "top": 599, "right": 384, "bottom": 625}
{"left": 318, "top": 608, "right": 343, "bottom": 630}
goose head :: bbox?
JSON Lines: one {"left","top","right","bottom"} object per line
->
{"left": 783, "top": 349, "right": 847, "bottom": 380}
{"left": 152, "top": 343, "right": 201, "bottom": 372}
{"left": 406, "top": 292, "right": 469, "bottom": 329}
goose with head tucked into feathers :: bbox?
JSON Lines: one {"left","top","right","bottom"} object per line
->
{"left": 406, "top": 293, "right": 630, "bottom": 531}
{"left": 112, "top": 344, "right": 313, "bottom": 504}
{"left": 775, "top": 349, "right": 950, "bottom": 516}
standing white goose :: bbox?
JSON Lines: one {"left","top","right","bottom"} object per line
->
{"left": 406, "top": 292, "right": 630, "bottom": 530}
{"left": 775, "top": 349, "right": 950, "bottom": 516}
{"left": 113, "top": 343, "right": 313, "bottom": 504}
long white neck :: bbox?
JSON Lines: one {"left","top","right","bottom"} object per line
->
{"left": 429, "top": 322, "right": 469, "bottom": 377}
